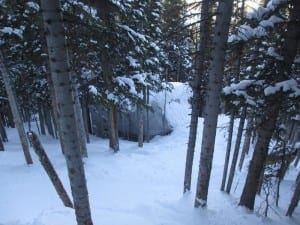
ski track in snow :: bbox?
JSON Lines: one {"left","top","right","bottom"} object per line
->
{"left": 0, "top": 82, "right": 299, "bottom": 225}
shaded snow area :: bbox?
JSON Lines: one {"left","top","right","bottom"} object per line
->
{"left": 0, "top": 83, "right": 299, "bottom": 225}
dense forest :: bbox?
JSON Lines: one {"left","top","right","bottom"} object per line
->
{"left": 0, "top": 0, "right": 299, "bottom": 225}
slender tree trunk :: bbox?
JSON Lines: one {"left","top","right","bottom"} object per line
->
{"left": 194, "top": 0, "right": 234, "bottom": 207}
{"left": 238, "top": 117, "right": 253, "bottom": 170}
{"left": 43, "top": 107, "right": 55, "bottom": 138}
{"left": 40, "top": 1, "right": 93, "bottom": 224}
{"left": 81, "top": 97, "right": 90, "bottom": 143}
{"left": 0, "top": 135, "right": 4, "bottom": 151}
{"left": 226, "top": 107, "right": 246, "bottom": 193}
{"left": 28, "top": 131, "right": 73, "bottom": 208}
{"left": 73, "top": 84, "right": 88, "bottom": 157}
{"left": 109, "top": 105, "right": 119, "bottom": 152}
{"left": 38, "top": 107, "right": 46, "bottom": 135}
{"left": 220, "top": 111, "right": 235, "bottom": 191}
{"left": 0, "top": 116, "right": 8, "bottom": 142}
{"left": 183, "top": 0, "right": 211, "bottom": 193}
{"left": 286, "top": 172, "right": 300, "bottom": 216}
{"left": 0, "top": 51, "right": 33, "bottom": 165}
{"left": 146, "top": 87, "right": 150, "bottom": 142}
{"left": 138, "top": 105, "right": 143, "bottom": 147}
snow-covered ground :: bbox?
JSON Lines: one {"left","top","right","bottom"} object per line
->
{"left": 0, "top": 82, "right": 299, "bottom": 225}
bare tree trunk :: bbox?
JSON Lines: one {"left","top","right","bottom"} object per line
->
{"left": 226, "top": 107, "right": 246, "bottom": 193}
{"left": 194, "top": 0, "right": 234, "bottom": 207}
{"left": 138, "top": 105, "right": 143, "bottom": 147}
{"left": 0, "top": 135, "right": 4, "bottom": 151}
{"left": 38, "top": 107, "right": 46, "bottom": 135}
{"left": 220, "top": 111, "right": 235, "bottom": 191}
{"left": 238, "top": 117, "right": 253, "bottom": 170}
{"left": 73, "top": 84, "right": 88, "bottom": 157}
{"left": 0, "top": 51, "right": 33, "bottom": 165}
{"left": 40, "top": 1, "right": 93, "bottom": 224}
{"left": 43, "top": 107, "right": 55, "bottom": 138}
{"left": 109, "top": 105, "right": 119, "bottom": 152}
{"left": 0, "top": 116, "right": 8, "bottom": 142}
{"left": 81, "top": 97, "right": 90, "bottom": 143}
{"left": 28, "top": 131, "right": 73, "bottom": 208}
{"left": 183, "top": 0, "right": 211, "bottom": 193}
{"left": 286, "top": 172, "right": 300, "bottom": 216}
{"left": 146, "top": 87, "right": 150, "bottom": 142}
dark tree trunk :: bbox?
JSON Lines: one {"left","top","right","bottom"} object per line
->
{"left": 194, "top": 0, "right": 234, "bottom": 207}
{"left": 239, "top": 0, "right": 300, "bottom": 210}
{"left": 183, "top": 0, "right": 211, "bottom": 193}
{"left": 0, "top": 136, "right": 4, "bottom": 151}
{"left": 38, "top": 107, "right": 46, "bottom": 135}
{"left": 0, "top": 51, "right": 33, "bottom": 165}
{"left": 43, "top": 108, "right": 55, "bottom": 138}
{"left": 240, "top": 100, "right": 280, "bottom": 209}
{"left": 138, "top": 105, "right": 143, "bottom": 147}
{"left": 238, "top": 117, "right": 253, "bottom": 170}
{"left": 226, "top": 107, "right": 246, "bottom": 193}
{"left": 0, "top": 117, "right": 8, "bottom": 142}
{"left": 28, "top": 131, "right": 73, "bottom": 208}
{"left": 286, "top": 172, "right": 300, "bottom": 216}
{"left": 109, "top": 105, "right": 119, "bottom": 152}
{"left": 81, "top": 97, "right": 90, "bottom": 143}
{"left": 220, "top": 111, "right": 235, "bottom": 191}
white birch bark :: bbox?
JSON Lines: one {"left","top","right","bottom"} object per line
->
{"left": 40, "top": 1, "right": 93, "bottom": 224}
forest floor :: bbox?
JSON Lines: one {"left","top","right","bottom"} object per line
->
{"left": 0, "top": 82, "right": 299, "bottom": 225}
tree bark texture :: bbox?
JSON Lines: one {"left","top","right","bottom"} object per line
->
{"left": 28, "top": 131, "right": 73, "bottom": 208}
{"left": 226, "top": 107, "right": 246, "bottom": 193}
{"left": 239, "top": 0, "right": 300, "bottom": 210}
{"left": 194, "top": 0, "right": 234, "bottom": 207}
{"left": 0, "top": 135, "right": 4, "bottom": 151}
{"left": 220, "top": 111, "right": 235, "bottom": 191}
{"left": 0, "top": 51, "right": 33, "bottom": 164}
{"left": 238, "top": 117, "right": 253, "bottom": 170}
{"left": 38, "top": 107, "right": 46, "bottom": 135}
{"left": 286, "top": 172, "right": 300, "bottom": 216}
{"left": 138, "top": 105, "right": 143, "bottom": 147}
{"left": 40, "top": 1, "right": 93, "bottom": 224}
{"left": 0, "top": 117, "right": 8, "bottom": 142}
{"left": 109, "top": 105, "right": 119, "bottom": 152}
{"left": 73, "top": 84, "right": 88, "bottom": 157}
{"left": 183, "top": 0, "right": 211, "bottom": 193}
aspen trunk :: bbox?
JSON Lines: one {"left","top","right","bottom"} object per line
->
{"left": 220, "top": 112, "right": 235, "bottom": 191}
{"left": 40, "top": 1, "right": 93, "bottom": 224}
{"left": 194, "top": 0, "right": 234, "bottom": 207}
{"left": 28, "top": 131, "right": 73, "bottom": 208}
{"left": 0, "top": 51, "right": 33, "bottom": 164}
{"left": 183, "top": 0, "right": 211, "bottom": 193}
